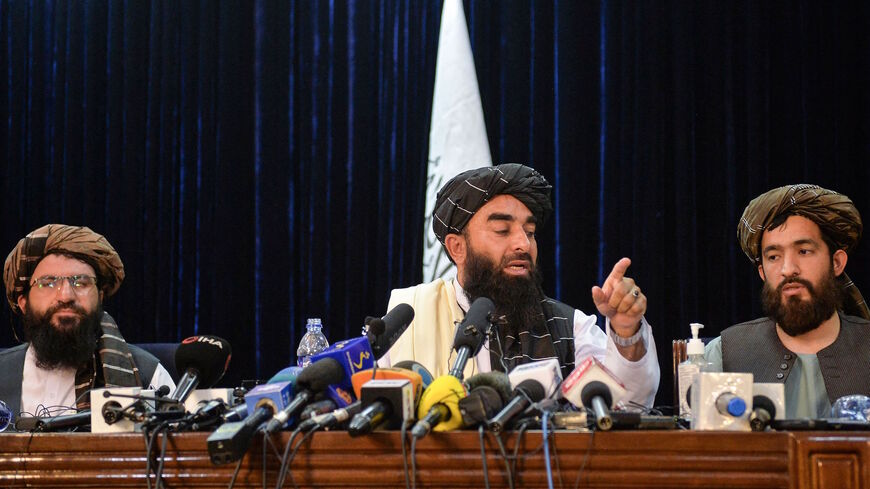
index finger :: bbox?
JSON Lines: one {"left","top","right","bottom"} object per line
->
{"left": 604, "top": 257, "right": 632, "bottom": 285}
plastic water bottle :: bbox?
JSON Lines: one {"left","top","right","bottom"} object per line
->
{"left": 296, "top": 318, "right": 329, "bottom": 368}
{"left": 0, "top": 400, "right": 11, "bottom": 432}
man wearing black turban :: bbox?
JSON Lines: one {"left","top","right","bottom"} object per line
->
{"left": 382, "top": 164, "right": 660, "bottom": 408}
{"left": 704, "top": 185, "right": 870, "bottom": 419}
{"left": 0, "top": 224, "right": 176, "bottom": 426}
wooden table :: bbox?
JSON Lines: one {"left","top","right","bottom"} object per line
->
{"left": 0, "top": 430, "right": 868, "bottom": 488}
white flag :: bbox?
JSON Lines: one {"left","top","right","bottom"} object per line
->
{"left": 423, "top": 0, "right": 492, "bottom": 282}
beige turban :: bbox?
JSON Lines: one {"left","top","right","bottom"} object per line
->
{"left": 4, "top": 224, "right": 125, "bottom": 312}
{"left": 738, "top": 184, "right": 868, "bottom": 320}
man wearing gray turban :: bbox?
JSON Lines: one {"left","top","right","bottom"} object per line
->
{"left": 0, "top": 224, "right": 175, "bottom": 426}
{"left": 381, "top": 164, "right": 660, "bottom": 408}
{"left": 704, "top": 184, "right": 870, "bottom": 418}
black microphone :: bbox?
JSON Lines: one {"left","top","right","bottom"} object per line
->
{"left": 166, "top": 335, "right": 232, "bottom": 408}
{"left": 459, "top": 372, "right": 511, "bottom": 427}
{"left": 609, "top": 412, "right": 678, "bottom": 430}
{"left": 750, "top": 395, "right": 777, "bottom": 432}
{"left": 581, "top": 381, "right": 613, "bottom": 431}
{"left": 448, "top": 297, "right": 493, "bottom": 379}
{"left": 262, "top": 358, "right": 346, "bottom": 433}
{"left": 298, "top": 401, "right": 362, "bottom": 432}
{"left": 16, "top": 411, "right": 92, "bottom": 432}
{"left": 366, "top": 304, "right": 415, "bottom": 359}
{"left": 299, "top": 399, "right": 337, "bottom": 421}
{"left": 487, "top": 379, "right": 546, "bottom": 434}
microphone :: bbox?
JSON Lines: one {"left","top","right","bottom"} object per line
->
{"left": 263, "top": 358, "right": 346, "bottom": 433}
{"left": 485, "top": 358, "right": 562, "bottom": 433}
{"left": 167, "top": 335, "right": 232, "bottom": 408}
{"left": 299, "top": 399, "right": 338, "bottom": 421}
{"left": 298, "top": 401, "right": 362, "bottom": 432}
{"left": 15, "top": 411, "right": 92, "bottom": 432}
{"left": 206, "top": 381, "right": 294, "bottom": 465}
{"left": 365, "top": 303, "right": 415, "bottom": 359}
{"left": 448, "top": 297, "right": 494, "bottom": 379}
{"left": 749, "top": 395, "right": 777, "bottom": 432}
{"left": 410, "top": 375, "right": 467, "bottom": 438}
{"left": 458, "top": 372, "right": 511, "bottom": 427}
{"left": 393, "top": 360, "right": 435, "bottom": 390}
{"left": 609, "top": 412, "right": 678, "bottom": 430}
{"left": 347, "top": 379, "right": 415, "bottom": 436}
{"left": 561, "top": 356, "right": 627, "bottom": 431}
{"left": 351, "top": 367, "right": 424, "bottom": 402}
{"left": 487, "top": 379, "right": 546, "bottom": 433}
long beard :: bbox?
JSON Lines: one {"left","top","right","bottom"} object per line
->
{"left": 462, "top": 248, "right": 546, "bottom": 333}
{"left": 22, "top": 301, "right": 103, "bottom": 370}
{"left": 761, "top": 269, "right": 842, "bottom": 337}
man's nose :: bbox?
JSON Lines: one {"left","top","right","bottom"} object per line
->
{"left": 781, "top": 252, "right": 800, "bottom": 277}
{"left": 55, "top": 279, "right": 77, "bottom": 300}
{"left": 511, "top": 229, "right": 531, "bottom": 252}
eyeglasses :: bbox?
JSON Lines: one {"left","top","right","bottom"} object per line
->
{"left": 30, "top": 275, "right": 98, "bottom": 294}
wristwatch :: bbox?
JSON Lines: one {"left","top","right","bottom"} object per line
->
{"left": 610, "top": 325, "right": 643, "bottom": 347}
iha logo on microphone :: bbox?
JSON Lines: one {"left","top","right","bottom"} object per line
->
{"left": 182, "top": 336, "right": 225, "bottom": 349}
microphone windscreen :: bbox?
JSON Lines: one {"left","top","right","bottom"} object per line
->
{"left": 175, "top": 336, "right": 232, "bottom": 388}
{"left": 453, "top": 297, "right": 493, "bottom": 353}
{"left": 752, "top": 395, "right": 777, "bottom": 419}
{"left": 463, "top": 372, "right": 511, "bottom": 403}
{"left": 351, "top": 367, "right": 423, "bottom": 400}
{"left": 515, "top": 379, "right": 547, "bottom": 403}
{"left": 156, "top": 385, "right": 171, "bottom": 397}
{"left": 393, "top": 360, "right": 434, "bottom": 390}
{"left": 268, "top": 366, "right": 303, "bottom": 385}
{"left": 459, "top": 385, "right": 505, "bottom": 425}
{"left": 416, "top": 375, "right": 467, "bottom": 432}
{"left": 296, "top": 358, "right": 346, "bottom": 391}
{"left": 369, "top": 304, "right": 415, "bottom": 359}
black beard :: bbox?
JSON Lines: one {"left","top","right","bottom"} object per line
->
{"left": 22, "top": 301, "right": 102, "bottom": 370}
{"left": 761, "top": 269, "right": 842, "bottom": 337}
{"left": 461, "top": 247, "right": 546, "bottom": 333}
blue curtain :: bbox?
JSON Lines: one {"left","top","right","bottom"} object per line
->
{"left": 3, "top": 0, "right": 870, "bottom": 407}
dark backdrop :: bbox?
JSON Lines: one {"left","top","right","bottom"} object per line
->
{"left": 2, "top": 0, "right": 869, "bottom": 408}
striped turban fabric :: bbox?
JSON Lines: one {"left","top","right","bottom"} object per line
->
{"left": 738, "top": 184, "right": 869, "bottom": 320}
{"left": 4, "top": 224, "right": 125, "bottom": 312}
{"left": 3, "top": 224, "right": 140, "bottom": 410}
{"left": 432, "top": 163, "right": 553, "bottom": 244}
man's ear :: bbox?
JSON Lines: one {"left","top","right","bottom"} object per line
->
{"left": 833, "top": 249, "right": 848, "bottom": 277}
{"left": 444, "top": 233, "right": 467, "bottom": 267}
{"left": 16, "top": 294, "right": 27, "bottom": 314}
{"left": 757, "top": 263, "right": 766, "bottom": 282}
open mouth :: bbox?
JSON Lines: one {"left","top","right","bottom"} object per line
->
{"left": 504, "top": 260, "right": 531, "bottom": 275}
{"left": 781, "top": 283, "right": 806, "bottom": 295}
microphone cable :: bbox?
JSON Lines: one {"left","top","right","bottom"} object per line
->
{"left": 400, "top": 419, "right": 411, "bottom": 489}
{"left": 274, "top": 425, "right": 306, "bottom": 489}
{"left": 478, "top": 425, "right": 491, "bottom": 489}
{"left": 542, "top": 410, "right": 554, "bottom": 489}
{"left": 492, "top": 431, "right": 515, "bottom": 489}
{"left": 571, "top": 428, "right": 595, "bottom": 489}
{"left": 410, "top": 433, "right": 419, "bottom": 489}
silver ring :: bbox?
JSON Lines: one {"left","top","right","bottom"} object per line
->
{"left": 631, "top": 288, "right": 640, "bottom": 298}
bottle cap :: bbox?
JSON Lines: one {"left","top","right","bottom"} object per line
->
{"left": 687, "top": 323, "right": 705, "bottom": 355}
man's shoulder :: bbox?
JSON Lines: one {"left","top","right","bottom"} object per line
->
{"left": 388, "top": 278, "right": 453, "bottom": 303}
{"left": 723, "top": 317, "right": 773, "bottom": 334}
{"left": 0, "top": 343, "right": 28, "bottom": 359}
{"left": 840, "top": 313, "right": 870, "bottom": 328}
{"left": 540, "top": 297, "right": 577, "bottom": 316}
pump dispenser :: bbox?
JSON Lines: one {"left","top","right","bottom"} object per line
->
{"left": 678, "top": 323, "right": 710, "bottom": 419}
